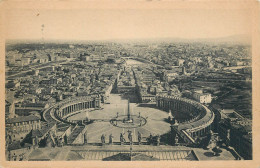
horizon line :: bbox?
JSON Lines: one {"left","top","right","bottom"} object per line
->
{"left": 5, "top": 33, "right": 251, "bottom": 44}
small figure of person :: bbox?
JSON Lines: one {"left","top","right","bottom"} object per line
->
{"left": 175, "top": 135, "right": 179, "bottom": 146}
{"left": 128, "top": 130, "right": 133, "bottom": 144}
{"left": 149, "top": 133, "right": 153, "bottom": 145}
{"left": 109, "top": 134, "right": 114, "bottom": 145}
{"left": 101, "top": 134, "right": 105, "bottom": 145}
{"left": 138, "top": 112, "right": 141, "bottom": 118}
{"left": 157, "top": 134, "right": 161, "bottom": 146}
{"left": 139, "top": 117, "right": 143, "bottom": 126}
{"left": 19, "top": 154, "right": 23, "bottom": 161}
{"left": 120, "top": 133, "right": 125, "bottom": 145}
{"left": 103, "top": 134, "right": 106, "bottom": 144}
{"left": 116, "top": 112, "right": 119, "bottom": 118}
{"left": 13, "top": 153, "right": 17, "bottom": 161}
{"left": 138, "top": 131, "right": 142, "bottom": 145}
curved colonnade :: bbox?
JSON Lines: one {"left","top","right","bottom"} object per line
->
{"left": 42, "top": 94, "right": 214, "bottom": 145}
{"left": 156, "top": 95, "right": 214, "bottom": 138}
{"left": 43, "top": 95, "right": 101, "bottom": 125}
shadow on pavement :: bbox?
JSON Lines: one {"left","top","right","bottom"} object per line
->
{"left": 204, "top": 152, "right": 214, "bottom": 157}
{"left": 137, "top": 104, "right": 157, "bottom": 108}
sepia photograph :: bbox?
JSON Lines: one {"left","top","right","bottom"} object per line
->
{"left": 0, "top": 0, "right": 259, "bottom": 167}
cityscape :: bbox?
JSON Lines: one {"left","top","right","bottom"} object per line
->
{"left": 5, "top": 38, "right": 252, "bottom": 161}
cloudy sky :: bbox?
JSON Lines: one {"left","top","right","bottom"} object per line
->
{"left": 5, "top": 7, "right": 252, "bottom": 41}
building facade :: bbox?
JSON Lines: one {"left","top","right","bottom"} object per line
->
{"left": 6, "top": 115, "right": 41, "bottom": 133}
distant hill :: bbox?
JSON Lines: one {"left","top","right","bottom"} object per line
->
{"left": 192, "top": 34, "right": 251, "bottom": 44}
{"left": 6, "top": 34, "right": 251, "bottom": 45}
{"left": 111, "top": 34, "right": 251, "bottom": 44}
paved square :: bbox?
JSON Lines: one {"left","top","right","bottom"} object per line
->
{"left": 67, "top": 94, "right": 171, "bottom": 143}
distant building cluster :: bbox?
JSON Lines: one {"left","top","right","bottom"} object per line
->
{"left": 117, "top": 66, "right": 136, "bottom": 93}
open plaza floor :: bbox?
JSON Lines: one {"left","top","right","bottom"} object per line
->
{"left": 67, "top": 93, "right": 171, "bottom": 144}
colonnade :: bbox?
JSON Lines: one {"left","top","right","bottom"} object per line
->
{"left": 157, "top": 98, "right": 195, "bottom": 112}
{"left": 56, "top": 97, "right": 101, "bottom": 118}
{"left": 188, "top": 125, "right": 212, "bottom": 138}
{"left": 157, "top": 96, "right": 200, "bottom": 122}
{"left": 156, "top": 95, "right": 214, "bottom": 138}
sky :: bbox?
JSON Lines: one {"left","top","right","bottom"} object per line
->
{"left": 5, "top": 8, "right": 252, "bottom": 41}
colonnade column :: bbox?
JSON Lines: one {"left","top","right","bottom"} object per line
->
{"left": 75, "top": 104, "right": 77, "bottom": 111}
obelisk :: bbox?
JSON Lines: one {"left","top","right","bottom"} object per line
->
{"left": 127, "top": 99, "right": 131, "bottom": 121}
